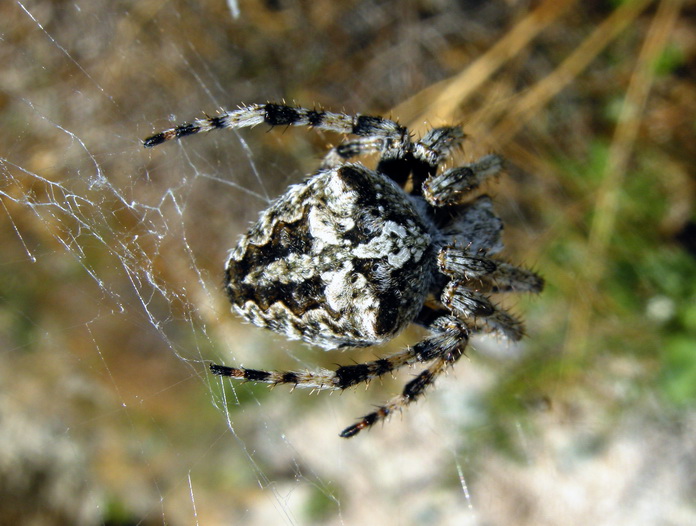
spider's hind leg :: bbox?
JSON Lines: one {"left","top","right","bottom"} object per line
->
{"left": 209, "top": 363, "right": 341, "bottom": 391}
{"left": 340, "top": 316, "right": 469, "bottom": 438}
{"left": 209, "top": 328, "right": 455, "bottom": 393}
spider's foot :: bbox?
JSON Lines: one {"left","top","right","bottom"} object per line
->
{"left": 210, "top": 363, "right": 274, "bottom": 382}
{"left": 339, "top": 410, "right": 383, "bottom": 438}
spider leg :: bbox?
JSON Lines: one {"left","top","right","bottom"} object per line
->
{"left": 144, "top": 103, "right": 407, "bottom": 148}
{"left": 441, "top": 281, "right": 524, "bottom": 341}
{"left": 439, "top": 246, "right": 544, "bottom": 293}
{"left": 209, "top": 326, "right": 458, "bottom": 391}
{"left": 413, "top": 126, "right": 467, "bottom": 168}
{"left": 371, "top": 127, "right": 461, "bottom": 190}
{"left": 384, "top": 126, "right": 465, "bottom": 192}
{"left": 340, "top": 316, "right": 468, "bottom": 438}
{"left": 319, "top": 137, "right": 385, "bottom": 170}
{"left": 339, "top": 249, "right": 540, "bottom": 437}
{"left": 210, "top": 363, "right": 342, "bottom": 391}
{"left": 423, "top": 154, "right": 504, "bottom": 207}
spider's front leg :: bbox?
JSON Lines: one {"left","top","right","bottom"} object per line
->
{"left": 319, "top": 137, "right": 385, "bottom": 170}
{"left": 412, "top": 126, "right": 467, "bottom": 169}
{"left": 339, "top": 316, "right": 469, "bottom": 438}
{"left": 422, "top": 154, "right": 504, "bottom": 207}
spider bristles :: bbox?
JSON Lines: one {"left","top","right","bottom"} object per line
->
{"left": 340, "top": 341, "right": 467, "bottom": 438}
{"left": 143, "top": 103, "right": 408, "bottom": 149}
{"left": 144, "top": 102, "right": 544, "bottom": 438}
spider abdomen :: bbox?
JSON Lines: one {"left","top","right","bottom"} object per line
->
{"left": 226, "top": 164, "right": 433, "bottom": 349}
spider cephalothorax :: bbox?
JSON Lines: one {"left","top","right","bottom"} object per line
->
{"left": 144, "top": 103, "right": 543, "bottom": 438}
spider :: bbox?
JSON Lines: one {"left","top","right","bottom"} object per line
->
{"left": 144, "top": 103, "right": 543, "bottom": 438}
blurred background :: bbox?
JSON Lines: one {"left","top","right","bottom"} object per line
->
{"left": 1, "top": 0, "right": 695, "bottom": 524}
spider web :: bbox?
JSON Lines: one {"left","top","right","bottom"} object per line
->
{"left": 3, "top": 1, "right": 696, "bottom": 525}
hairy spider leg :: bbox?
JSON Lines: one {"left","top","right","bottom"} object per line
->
{"left": 405, "top": 126, "right": 467, "bottom": 193}
{"left": 340, "top": 316, "right": 468, "bottom": 437}
{"left": 320, "top": 126, "right": 468, "bottom": 190}
{"left": 143, "top": 102, "right": 408, "bottom": 148}
{"left": 319, "top": 137, "right": 386, "bottom": 170}
{"left": 415, "top": 127, "right": 467, "bottom": 166}
{"left": 423, "top": 154, "right": 504, "bottom": 207}
{"left": 372, "top": 125, "right": 464, "bottom": 190}
{"left": 439, "top": 246, "right": 545, "bottom": 294}
{"left": 341, "top": 246, "right": 544, "bottom": 437}
{"left": 144, "top": 102, "right": 489, "bottom": 194}
{"left": 143, "top": 102, "right": 420, "bottom": 189}
{"left": 441, "top": 282, "right": 525, "bottom": 341}
{"left": 209, "top": 322, "right": 459, "bottom": 391}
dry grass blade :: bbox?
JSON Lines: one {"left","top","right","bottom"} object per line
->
{"left": 491, "top": 0, "right": 655, "bottom": 146}
{"left": 396, "top": 0, "right": 578, "bottom": 128}
{"left": 565, "top": 0, "right": 686, "bottom": 355}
